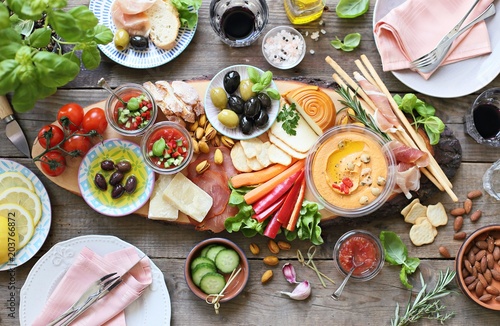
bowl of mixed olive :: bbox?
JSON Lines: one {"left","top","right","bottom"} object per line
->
{"left": 204, "top": 65, "right": 280, "bottom": 140}
{"left": 78, "top": 139, "right": 155, "bottom": 217}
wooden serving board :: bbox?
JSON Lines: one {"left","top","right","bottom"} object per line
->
{"left": 31, "top": 79, "right": 349, "bottom": 226}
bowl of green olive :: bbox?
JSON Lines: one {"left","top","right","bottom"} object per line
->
{"left": 204, "top": 65, "right": 280, "bottom": 140}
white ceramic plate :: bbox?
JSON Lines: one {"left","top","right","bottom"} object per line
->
{"left": 19, "top": 235, "right": 171, "bottom": 325}
{"left": 78, "top": 139, "right": 155, "bottom": 216}
{"left": 373, "top": 0, "right": 500, "bottom": 98}
{"left": 89, "top": 0, "right": 197, "bottom": 69}
{"left": 0, "top": 159, "right": 51, "bottom": 271}
{"left": 204, "top": 65, "right": 280, "bottom": 140}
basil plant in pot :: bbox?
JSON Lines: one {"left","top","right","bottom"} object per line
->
{"left": 0, "top": 0, "right": 113, "bottom": 112}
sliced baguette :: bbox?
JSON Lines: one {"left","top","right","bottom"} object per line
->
{"left": 146, "top": 0, "right": 180, "bottom": 50}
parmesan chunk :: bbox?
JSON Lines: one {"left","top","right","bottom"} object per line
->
{"left": 148, "top": 174, "right": 178, "bottom": 221}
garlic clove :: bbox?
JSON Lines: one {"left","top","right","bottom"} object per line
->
{"left": 282, "top": 263, "right": 298, "bottom": 284}
{"left": 280, "top": 280, "right": 311, "bottom": 300}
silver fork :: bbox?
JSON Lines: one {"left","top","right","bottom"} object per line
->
{"left": 411, "top": 3, "right": 496, "bottom": 73}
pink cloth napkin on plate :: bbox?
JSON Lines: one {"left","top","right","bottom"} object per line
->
{"left": 374, "top": 0, "right": 494, "bottom": 79}
{"left": 33, "top": 246, "right": 152, "bottom": 326}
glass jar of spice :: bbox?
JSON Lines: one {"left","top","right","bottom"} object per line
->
{"left": 284, "top": 0, "right": 326, "bottom": 25}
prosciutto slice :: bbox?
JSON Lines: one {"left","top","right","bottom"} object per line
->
{"left": 111, "top": 1, "right": 151, "bottom": 36}
{"left": 354, "top": 72, "right": 399, "bottom": 133}
{"left": 394, "top": 165, "right": 421, "bottom": 199}
{"left": 388, "top": 140, "right": 429, "bottom": 168}
{"left": 113, "top": 0, "right": 156, "bottom": 15}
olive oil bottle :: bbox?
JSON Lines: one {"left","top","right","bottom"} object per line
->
{"left": 284, "top": 0, "right": 326, "bottom": 24}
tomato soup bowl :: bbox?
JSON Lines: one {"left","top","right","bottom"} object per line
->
{"left": 333, "top": 230, "right": 384, "bottom": 282}
{"left": 105, "top": 83, "right": 158, "bottom": 137}
{"left": 455, "top": 225, "right": 500, "bottom": 311}
{"left": 140, "top": 121, "right": 193, "bottom": 174}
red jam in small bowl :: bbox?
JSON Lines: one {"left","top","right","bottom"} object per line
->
{"left": 141, "top": 121, "right": 193, "bottom": 174}
{"left": 334, "top": 230, "right": 384, "bottom": 281}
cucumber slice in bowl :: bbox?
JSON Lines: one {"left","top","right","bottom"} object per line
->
{"left": 199, "top": 272, "right": 226, "bottom": 295}
{"left": 192, "top": 263, "right": 217, "bottom": 287}
{"left": 214, "top": 248, "right": 240, "bottom": 274}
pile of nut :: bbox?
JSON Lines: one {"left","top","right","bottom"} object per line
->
{"left": 451, "top": 190, "right": 483, "bottom": 241}
{"left": 248, "top": 240, "right": 292, "bottom": 284}
{"left": 187, "top": 114, "right": 235, "bottom": 155}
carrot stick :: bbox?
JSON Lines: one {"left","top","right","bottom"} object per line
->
{"left": 230, "top": 163, "right": 289, "bottom": 189}
{"left": 286, "top": 177, "right": 306, "bottom": 231}
{"left": 244, "top": 160, "right": 305, "bottom": 205}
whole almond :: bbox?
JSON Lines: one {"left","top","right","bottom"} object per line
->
{"left": 487, "top": 237, "right": 495, "bottom": 253}
{"left": 470, "top": 210, "right": 482, "bottom": 222}
{"left": 450, "top": 207, "right": 466, "bottom": 216}
{"left": 439, "top": 246, "right": 451, "bottom": 258}
{"left": 487, "top": 253, "right": 495, "bottom": 269}
{"left": 468, "top": 279, "right": 479, "bottom": 291}
{"left": 263, "top": 255, "right": 279, "bottom": 266}
{"left": 479, "top": 294, "right": 493, "bottom": 302}
{"left": 476, "top": 240, "right": 488, "bottom": 250}
{"left": 463, "top": 267, "right": 470, "bottom": 278}
{"left": 486, "top": 285, "right": 500, "bottom": 296}
{"left": 464, "top": 199, "right": 473, "bottom": 214}
{"left": 261, "top": 270, "right": 273, "bottom": 284}
{"left": 454, "top": 216, "right": 463, "bottom": 232}
{"left": 484, "top": 269, "right": 493, "bottom": 284}
{"left": 454, "top": 231, "right": 467, "bottom": 240}
{"left": 476, "top": 281, "right": 485, "bottom": 297}
{"left": 467, "top": 190, "right": 483, "bottom": 199}
{"left": 468, "top": 250, "right": 476, "bottom": 265}
{"left": 493, "top": 247, "right": 500, "bottom": 261}
{"left": 478, "top": 273, "right": 488, "bottom": 287}
{"left": 496, "top": 296, "right": 500, "bottom": 302}
{"left": 249, "top": 243, "right": 260, "bottom": 255}
{"left": 481, "top": 256, "right": 487, "bottom": 273}
{"left": 277, "top": 241, "right": 291, "bottom": 251}
{"left": 267, "top": 240, "right": 280, "bottom": 254}
{"left": 492, "top": 270, "right": 500, "bottom": 281}
{"left": 464, "top": 259, "right": 473, "bottom": 274}
{"left": 464, "top": 275, "right": 477, "bottom": 285}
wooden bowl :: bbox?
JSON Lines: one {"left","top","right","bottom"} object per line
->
{"left": 456, "top": 225, "right": 500, "bottom": 310}
{"left": 184, "top": 238, "right": 249, "bottom": 302}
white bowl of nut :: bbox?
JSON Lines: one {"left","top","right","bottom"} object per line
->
{"left": 204, "top": 65, "right": 280, "bottom": 140}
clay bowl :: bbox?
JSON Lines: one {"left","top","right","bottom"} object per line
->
{"left": 184, "top": 238, "right": 249, "bottom": 302}
{"left": 455, "top": 225, "right": 500, "bottom": 310}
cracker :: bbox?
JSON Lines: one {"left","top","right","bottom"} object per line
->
{"left": 268, "top": 143, "right": 292, "bottom": 166}
{"left": 426, "top": 202, "right": 448, "bottom": 227}
{"left": 240, "top": 138, "right": 263, "bottom": 158}
{"left": 414, "top": 216, "right": 429, "bottom": 225}
{"left": 404, "top": 202, "right": 427, "bottom": 224}
{"left": 401, "top": 198, "right": 420, "bottom": 217}
{"left": 247, "top": 156, "right": 264, "bottom": 171}
{"left": 230, "top": 142, "right": 252, "bottom": 172}
{"left": 409, "top": 219, "right": 436, "bottom": 246}
{"left": 256, "top": 141, "right": 272, "bottom": 168}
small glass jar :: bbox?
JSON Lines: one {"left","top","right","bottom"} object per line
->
{"left": 284, "top": 0, "right": 326, "bottom": 25}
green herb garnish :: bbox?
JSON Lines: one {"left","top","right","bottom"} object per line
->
{"left": 336, "top": 0, "right": 370, "bottom": 18}
{"left": 379, "top": 231, "right": 420, "bottom": 289}
{"left": 392, "top": 269, "right": 456, "bottom": 326}
{"left": 277, "top": 102, "right": 300, "bottom": 136}
{"left": 246, "top": 67, "right": 280, "bottom": 100}
{"left": 330, "top": 33, "right": 361, "bottom": 52}
{"left": 393, "top": 94, "right": 445, "bottom": 145}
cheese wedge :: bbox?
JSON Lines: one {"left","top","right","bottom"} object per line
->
{"left": 162, "top": 173, "right": 213, "bottom": 223}
{"left": 148, "top": 174, "right": 178, "bottom": 221}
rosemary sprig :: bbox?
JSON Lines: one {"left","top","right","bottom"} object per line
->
{"left": 335, "top": 85, "right": 391, "bottom": 142}
{"left": 391, "top": 268, "right": 456, "bottom": 326}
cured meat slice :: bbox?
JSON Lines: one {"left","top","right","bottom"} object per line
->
{"left": 194, "top": 205, "right": 239, "bottom": 233}
{"left": 114, "top": 0, "right": 156, "bottom": 15}
{"left": 187, "top": 147, "right": 238, "bottom": 180}
{"left": 111, "top": 2, "right": 151, "bottom": 37}
{"left": 388, "top": 140, "right": 429, "bottom": 168}
{"left": 394, "top": 165, "right": 421, "bottom": 199}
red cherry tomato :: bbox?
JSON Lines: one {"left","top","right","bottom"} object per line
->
{"left": 81, "top": 108, "right": 108, "bottom": 134}
{"left": 40, "top": 151, "right": 66, "bottom": 177}
{"left": 62, "top": 134, "right": 92, "bottom": 157}
{"left": 37, "top": 124, "right": 64, "bottom": 149}
{"left": 57, "top": 103, "right": 84, "bottom": 132}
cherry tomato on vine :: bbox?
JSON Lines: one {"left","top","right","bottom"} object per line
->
{"left": 62, "top": 134, "right": 92, "bottom": 157}
{"left": 57, "top": 103, "right": 84, "bottom": 132}
{"left": 81, "top": 108, "right": 108, "bottom": 134}
{"left": 37, "top": 124, "right": 64, "bottom": 149}
{"left": 40, "top": 151, "right": 66, "bottom": 177}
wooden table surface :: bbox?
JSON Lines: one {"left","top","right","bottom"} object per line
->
{"left": 2, "top": 1, "right": 500, "bottom": 325}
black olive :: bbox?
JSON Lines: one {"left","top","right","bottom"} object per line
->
{"left": 257, "top": 93, "right": 272, "bottom": 111}
{"left": 124, "top": 175, "right": 137, "bottom": 193}
{"left": 244, "top": 96, "right": 261, "bottom": 119}
{"left": 130, "top": 35, "right": 149, "bottom": 50}
{"left": 109, "top": 171, "right": 124, "bottom": 186}
{"left": 223, "top": 71, "right": 240, "bottom": 94}
{"left": 94, "top": 173, "right": 107, "bottom": 191}
{"left": 254, "top": 110, "right": 269, "bottom": 128}
{"left": 100, "top": 160, "right": 115, "bottom": 171}
{"left": 239, "top": 116, "right": 253, "bottom": 135}
{"left": 116, "top": 161, "right": 132, "bottom": 173}
{"left": 111, "top": 184, "right": 125, "bottom": 199}
{"left": 228, "top": 95, "right": 245, "bottom": 115}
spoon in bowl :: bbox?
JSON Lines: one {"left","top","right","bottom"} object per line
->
{"left": 331, "top": 257, "right": 364, "bottom": 300}
{"left": 98, "top": 78, "right": 127, "bottom": 106}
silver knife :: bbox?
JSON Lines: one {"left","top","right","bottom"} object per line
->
{"left": 0, "top": 95, "right": 31, "bottom": 158}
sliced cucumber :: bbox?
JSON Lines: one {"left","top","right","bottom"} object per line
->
{"left": 200, "top": 244, "right": 215, "bottom": 258}
{"left": 192, "top": 263, "right": 216, "bottom": 287}
{"left": 214, "top": 248, "right": 240, "bottom": 274}
{"left": 199, "top": 272, "right": 226, "bottom": 295}
{"left": 190, "top": 256, "right": 216, "bottom": 271}
{"left": 206, "top": 245, "right": 227, "bottom": 262}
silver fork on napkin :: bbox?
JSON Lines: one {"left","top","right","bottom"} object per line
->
{"left": 411, "top": 2, "right": 496, "bottom": 73}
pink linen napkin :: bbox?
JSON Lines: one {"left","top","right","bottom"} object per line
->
{"left": 33, "top": 246, "right": 152, "bottom": 326}
{"left": 374, "top": 0, "right": 494, "bottom": 79}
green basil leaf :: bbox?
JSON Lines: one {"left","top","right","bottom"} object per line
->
{"left": 330, "top": 38, "right": 343, "bottom": 50}
{"left": 0, "top": 59, "right": 20, "bottom": 94}
{"left": 265, "top": 88, "right": 280, "bottom": 100}
{"left": 0, "top": 4, "right": 10, "bottom": 29}
{"left": 0, "top": 44, "right": 22, "bottom": 61}
{"left": 340, "top": 45, "right": 355, "bottom": 52}
{"left": 259, "top": 71, "right": 273, "bottom": 87}
{"left": 81, "top": 44, "right": 100, "bottom": 70}
{"left": 69, "top": 6, "right": 98, "bottom": 31}
{"left": 49, "top": 10, "right": 84, "bottom": 42}
{"left": 400, "top": 93, "right": 417, "bottom": 114}
{"left": 380, "top": 230, "right": 407, "bottom": 265}
{"left": 344, "top": 33, "right": 361, "bottom": 48}
{"left": 403, "top": 256, "right": 420, "bottom": 274}
{"left": 63, "top": 51, "right": 81, "bottom": 67}
{"left": 400, "top": 266, "right": 413, "bottom": 289}
{"left": 251, "top": 83, "right": 265, "bottom": 93}
{"left": 247, "top": 67, "right": 260, "bottom": 84}
{"left": 393, "top": 94, "right": 402, "bottom": 106}
{"left": 11, "top": 82, "right": 40, "bottom": 112}
{"left": 424, "top": 116, "right": 445, "bottom": 134}
{"left": 17, "top": 63, "right": 37, "bottom": 83}
{"left": 8, "top": 0, "right": 43, "bottom": 20}
{"left": 414, "top": 99, "right": 435, "bottom": 117}
{"left": 427, "top": 131, "right": 440, "bottom": 146}
{"left": 51, "top": 0, "right": 69, "bottom": 9}
{"left": 28, "top": 27, "right": 51, "bottom": 48}
{"left": 0, "top": 28, "right": 23, "bottom": 47}
{"left": 93, "top": 24, "right": 113, "bottom": 45}
{"left": 336, "top": 0, "right": 370, "bottom": 18}
{"left": 33, "top": 51, "right": 79, "bottom": 88}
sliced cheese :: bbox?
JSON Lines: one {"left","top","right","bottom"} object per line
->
{"left": 162, "top": 173, "right": 213, "bottom": 223}
{"left": 148, "top": 174, "right": 179, "bottom": 221}
{"left": 268, "top": 133, "right": 308, "bottom": 159}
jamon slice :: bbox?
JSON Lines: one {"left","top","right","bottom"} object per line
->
{"left": 114, "top": 0, "right": 156, "bottom": 15}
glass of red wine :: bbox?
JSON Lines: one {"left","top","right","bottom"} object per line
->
{"left": 209, "top": 0, "right": 269, "bottom": 47}
{"left": 465, "top": 87, "right": 500, "bottom": 147}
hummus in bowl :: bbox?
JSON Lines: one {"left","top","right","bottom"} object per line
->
{"left": 306, "top": 125, "right": 396, "bottom": 217}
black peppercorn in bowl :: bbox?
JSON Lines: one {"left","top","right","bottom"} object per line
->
{"left": 78, "top": 139, "right": 155, "bottom": 216}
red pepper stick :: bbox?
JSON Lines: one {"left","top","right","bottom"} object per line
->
{"left": 263, "top": 213, "right": 282, "bottom": 239}
{"left": 252, "top": 170, "right": 302, "bottom": 215}
{"left": 275, "top": 171, "right": 305, "bottom": 226}
{"left": 286, "top": 177, "right": 306, "bottom": 231}
{"left": 252, "top": 195, "right": 286, "bottom": 223}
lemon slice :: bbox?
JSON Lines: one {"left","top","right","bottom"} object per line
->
{"left": 0, "top": 203, "right": 34, "bottom": 250}
{"left": 0, "top": 187, "right": 42, "bottom": 226}
{"left": 0, "top": 171, "right": 35, "bottom": 194}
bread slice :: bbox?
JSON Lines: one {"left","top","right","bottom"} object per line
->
{"left": 146, "top": 0, "right": 180, "bottom": 50}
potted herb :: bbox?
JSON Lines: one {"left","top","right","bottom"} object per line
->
{"left": 0, "top": 0, "right": 113, "bottom": 112}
